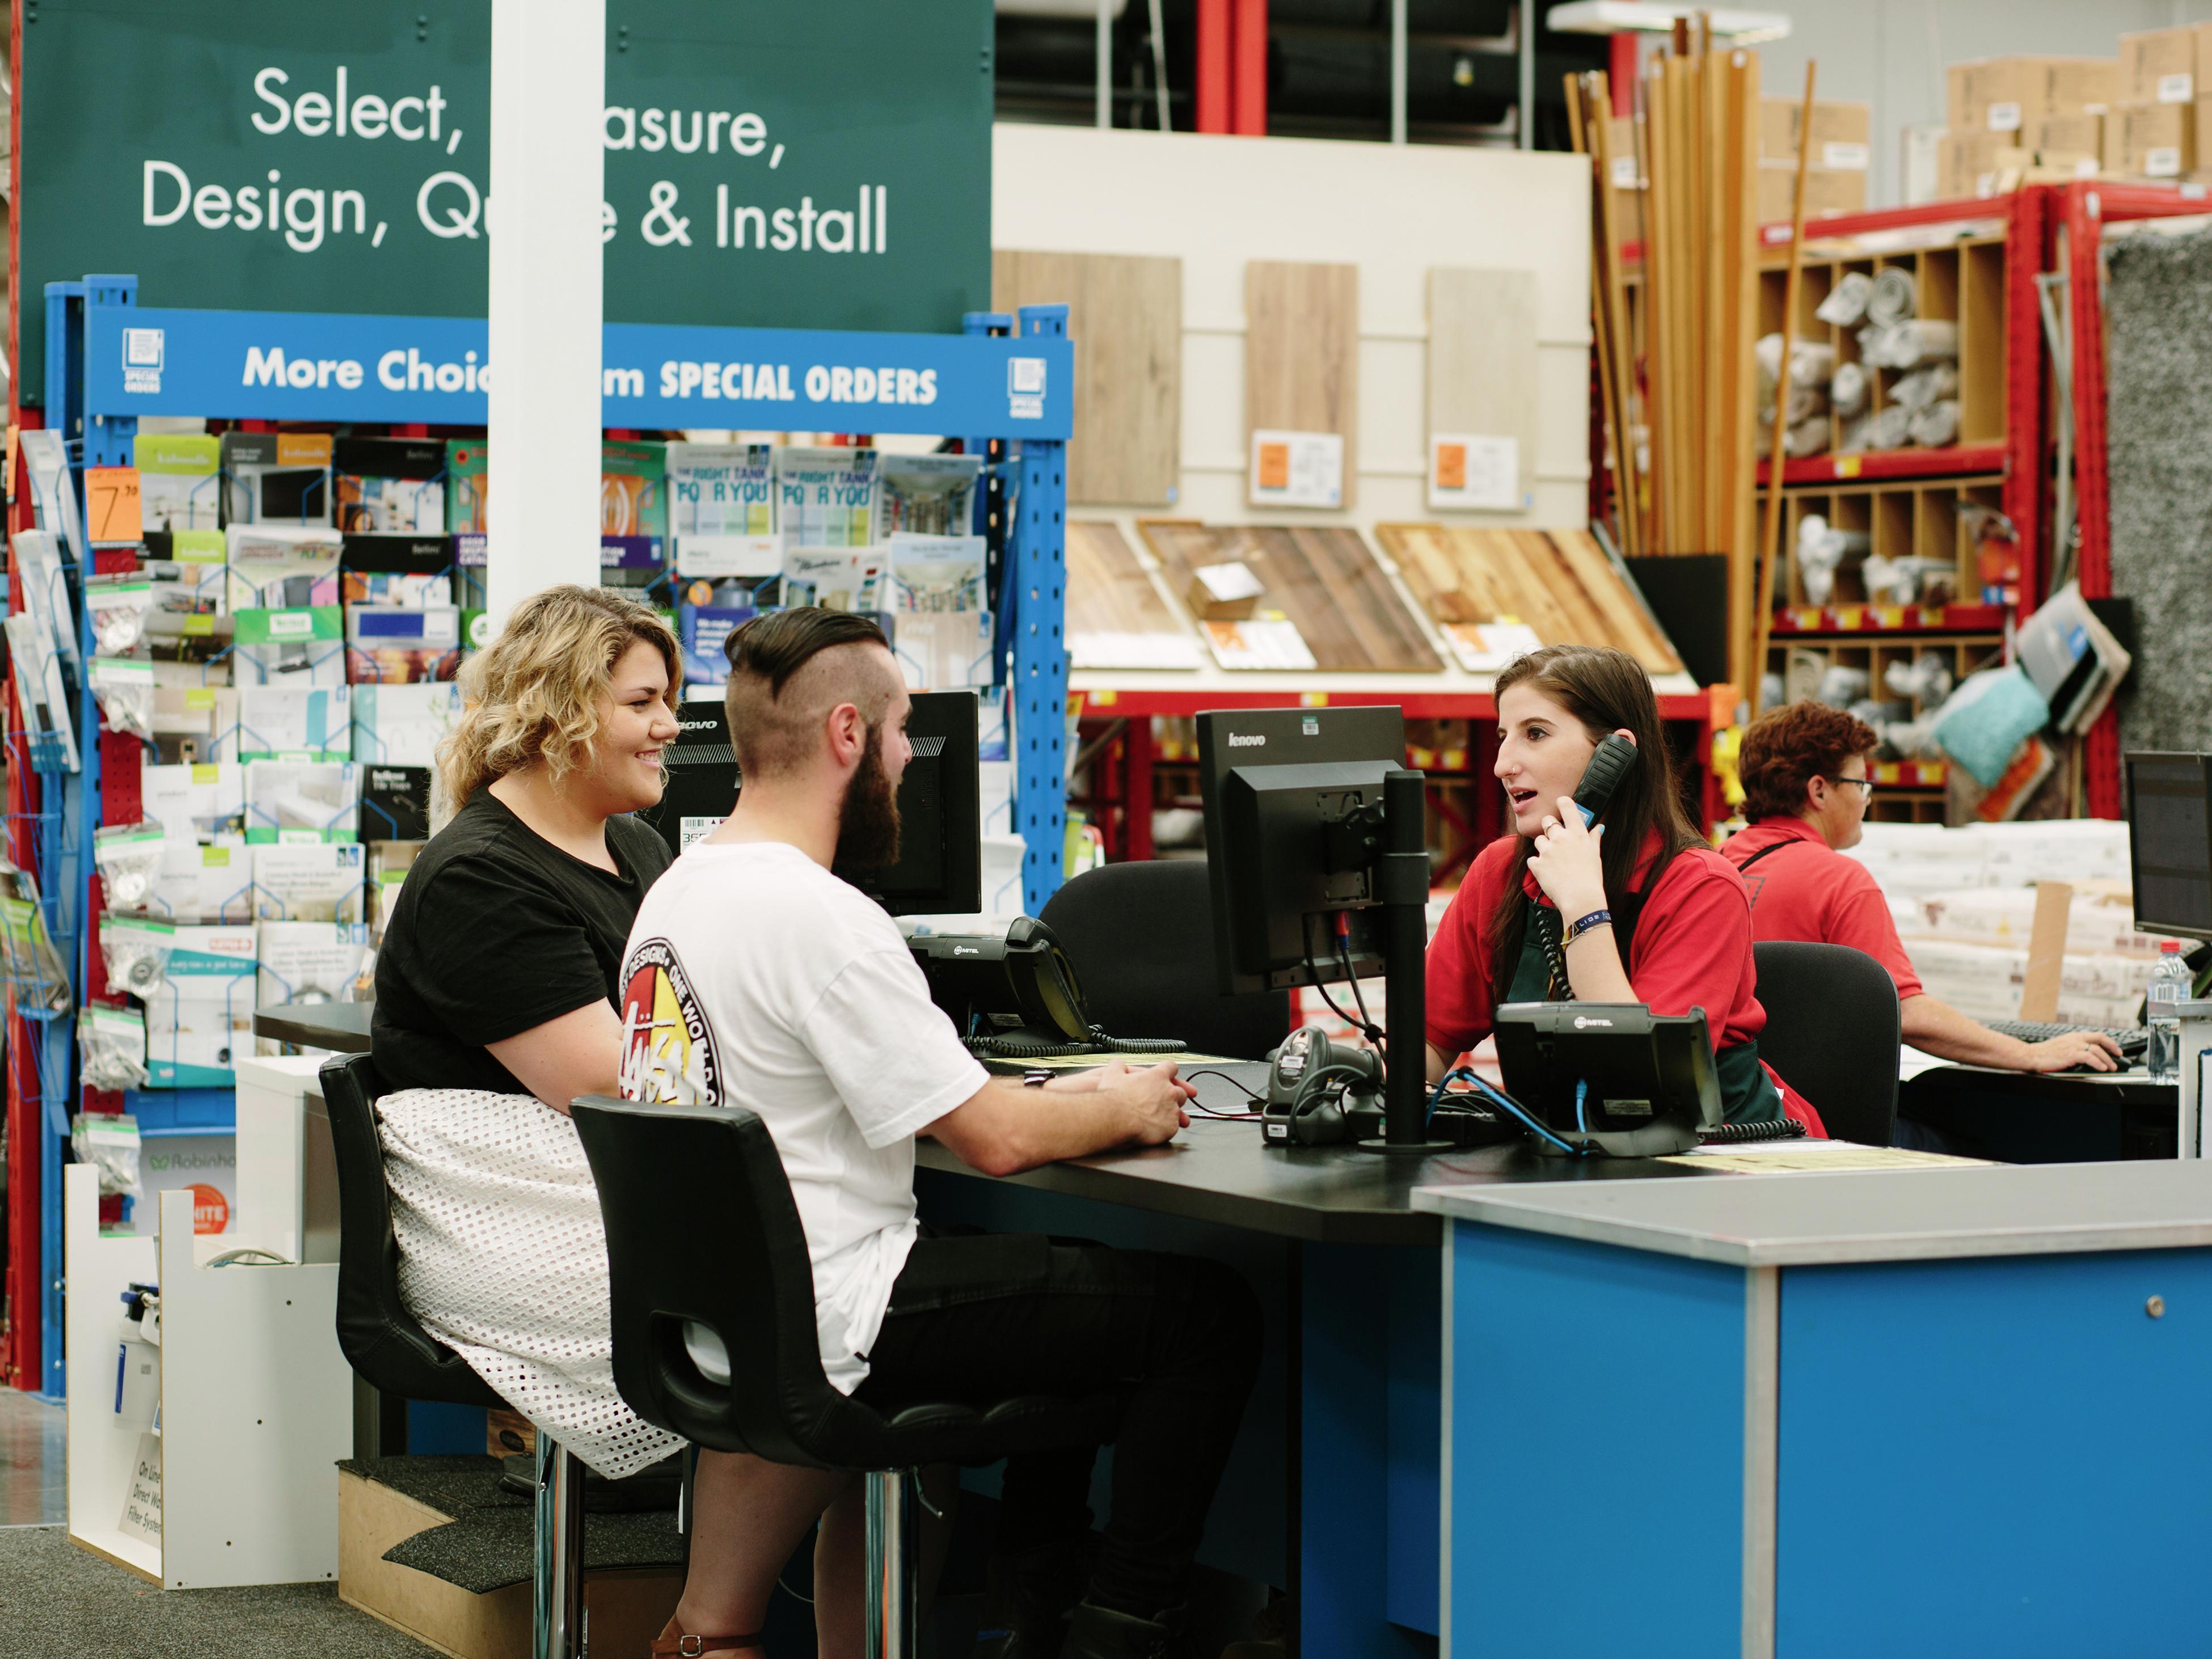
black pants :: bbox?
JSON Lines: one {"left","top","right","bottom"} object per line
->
{"left": 855, "top": 1231, "right": 1262, "bottom": 1617}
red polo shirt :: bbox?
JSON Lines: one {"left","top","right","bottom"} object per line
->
{"left": 1720, "top": 817, "right": 1924, "bottom": 1000}
{"left": 1428, "top": 831, "right": 1823, "bottom": 1133}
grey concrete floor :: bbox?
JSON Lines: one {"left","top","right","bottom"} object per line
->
{"left": 0, "top": 1386, "right": 66, "bottom": 1528}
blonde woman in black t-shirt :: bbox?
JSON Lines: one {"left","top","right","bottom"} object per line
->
{"left": 373, "top": 586, "right": 875, "bottom": 1656}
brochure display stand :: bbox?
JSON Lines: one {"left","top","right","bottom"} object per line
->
{"left": 9, "top": 272, "right": 1075, "bottom": 1390}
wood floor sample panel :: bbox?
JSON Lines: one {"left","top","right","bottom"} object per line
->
{"left": 1141, "top": 520, "right": 1440, "bottom": 673}
{"left": 1244, "top": 261, "right": 1360, "bottom": 508}
{"left": 1375, "top": 523, "right": 1683, "bottom": 676}
{"left": 1065, "top": 520, "right": 1201, "bottom": 668}
{"left": 1428, "top": 268, "right": 1540, "bottom": 510}
{"left": 994, "top": 250, "right": 1182, "bottom": 506}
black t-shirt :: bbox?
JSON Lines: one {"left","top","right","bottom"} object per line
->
{"left": 372, "top": 791, "right": 673, "bottom": 1096}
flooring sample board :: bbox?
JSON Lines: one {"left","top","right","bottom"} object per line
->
{"left": 1244, "top": 261, "right": 1360, "bottom": 509}
{"left": 1141, "top": 520, "right": 1441, "bottom": 673}
{"left": 1427, "top": 268, "right": 1540, "bottom": 514}
{"left": 1065, "top": 520, "right": 1204, "bottom": 669}
{"left": 994, "top": 250, "right": 1183, "bottom": 507}
{"left": 1375, "top": 522, "right": 1684, "bottom": 676}
{"left": 2105, "top": 223, "right": 2212, "bottom": 755}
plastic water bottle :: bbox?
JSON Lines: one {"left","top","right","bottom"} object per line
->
{"left": 2147, "top": 940, "right": 2189, "bottom": 1082}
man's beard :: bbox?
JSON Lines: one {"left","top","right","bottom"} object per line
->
{"left": 834, "top": 723, "right": 902, "bottom": 871}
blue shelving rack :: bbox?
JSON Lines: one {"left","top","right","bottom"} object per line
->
{"left": 18, "top": 278, "right": 1074, "bottom": 1384}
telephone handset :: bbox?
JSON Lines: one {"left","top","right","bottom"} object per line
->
{"left": 1570, "top": 733, "right": 1640, "bottom": 828}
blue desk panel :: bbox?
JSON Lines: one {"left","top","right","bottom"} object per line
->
{"left": 1447, "top": 1225, "right": 1749, "bottom": 1659}
{"left": 1778, "top": 1246, "right": 2212, "bottom": 1659}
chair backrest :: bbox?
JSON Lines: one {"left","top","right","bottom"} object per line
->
{"left": 320, "top": 1052, "right": 501, "bottom": 1409}
{"left": 569, "top": 1094, "right": 869, "bottom": 1470}
{"left": 1752, "top": 940, "right": 1901, "bottom": 1147}
{"left": 1039, "top": 858, "right": 1291, "bottom": 1059}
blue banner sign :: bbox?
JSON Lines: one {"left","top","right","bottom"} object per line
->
{"left": 83, "top": 305, "right": 1073, "bottom": 439}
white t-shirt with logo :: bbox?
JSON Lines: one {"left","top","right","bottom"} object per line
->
{"left": 618, "top": 840, "right": 990, "bottom": 1393}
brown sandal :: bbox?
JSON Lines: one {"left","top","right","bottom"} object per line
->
{"left": 651, "top": 1617, "right": 765, "bottom": 1656}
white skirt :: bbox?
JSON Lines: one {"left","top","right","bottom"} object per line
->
{"left": 375, "top": 1087, "right": 683, "bottom": 1479}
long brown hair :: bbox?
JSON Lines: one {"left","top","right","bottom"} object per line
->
{"left": 1485, "top": 646, "right": 1703, "bottom": 997}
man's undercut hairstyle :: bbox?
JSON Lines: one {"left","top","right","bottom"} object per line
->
{"left": 1738, "top": 700, "right": 1878, "bottom": 824}
{"left": 723, "top": 607, "right": 897, "bottom": 778}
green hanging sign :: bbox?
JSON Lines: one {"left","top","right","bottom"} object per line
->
{"left": 14, "top": 0, "right": 995, "bottom": 405}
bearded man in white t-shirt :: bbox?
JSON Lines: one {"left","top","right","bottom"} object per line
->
{"left": 618, "top": 607, "right": 1260, "bottom": 1659}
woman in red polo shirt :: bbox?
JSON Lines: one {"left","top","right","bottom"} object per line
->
{"left": 1426, "top": 646, "right": 1823, "bottom": 1133}
{"left": 1725, "top": 701, "right": 2121, "bottom": 1074}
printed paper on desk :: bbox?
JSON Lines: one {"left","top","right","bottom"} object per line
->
{"left": 1248, "top": 430, "right": 1343, "bottom": 509}
{"left": 1428, "top": 433, "right": 1522, "bottom": 512}
{"left": 1204, "top": 618, "right": 1318, "bottom": 671}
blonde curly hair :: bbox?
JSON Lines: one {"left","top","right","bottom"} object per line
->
{"left": 433, "top": 585, "right": 679, "bottom": 823}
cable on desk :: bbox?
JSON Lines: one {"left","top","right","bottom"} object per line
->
{"left": 1180, "top": 1066, "right": 1267, "bottom": 1121}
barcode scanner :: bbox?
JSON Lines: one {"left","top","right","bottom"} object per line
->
{"left": 1571, "top": 733, "right": 1640, "bottom": 827}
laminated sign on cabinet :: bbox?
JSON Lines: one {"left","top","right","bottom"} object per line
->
{"left": 1141, "top": 521, "right": 1441, "bottom": 673}
{"left": 993, "top": 251, "right": 1183, "bottom": 508}
{"left": 1426, "top": 268, "right": 1540, "bottom": 514}
{"left": 1244, "top": 261, "right": 1360, "bottom": 509}
{"left": 1065, "top": 521, "right": 1204, "bottom": 670}
{"left": 1375, "top": 523, "right": 1683, "bottom": 677}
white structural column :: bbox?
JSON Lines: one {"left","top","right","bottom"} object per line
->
{"left": 487, "top": 0, "right": 607, "bottom": 624}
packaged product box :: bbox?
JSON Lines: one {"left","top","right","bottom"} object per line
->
{"left": 2118, "top": 24, "right": 2212, "bottom": 105}
{"left": 340, "top": 534, "right": 455, "bottom": 608}
{"left": 358, "top": 766, "right": 432, "bottom": 843}
{"left": 244, "top": 760, "right": 362, "bottom": 844}
{"left": 775, "top": 447, "right": 879, "bottom": 548}
{"left": 1758, "top": 98, "right": 1872, "bottom": 170}
{"left": 150, "top": 687, "right": 241, "bottom": 767}
{"left": 2027, "top": 111, "right": 2104, "bottom": 161}
{"left": 351, "top": 682, "right": 462, "bottom": 768}
{"left": 601, "top": 441, "right": 669, "bottom": 539}
{"left": 1947, "top": 57, "right": 2115, "bottom": 135}
{"left": 255, "top": 923, "right": 373, "bottom": 1039}
{"left": 134, "top": 433, "right": 222, "bottom": 533}
{"left": 667, "top": 442, "right": 775, "bottom": 538}
{"left": 147, "top": 841, "right": 254, "bottom": 926}
{"left": 238, "top": 683, "right": 352, "bottom": 761}
{"left": 226, "top": 523, "right": 343, "bottom": 613}
{"left": 2105, "top": 102, "right": 2194, "bottom": 178}
{"left": 334, "top": 437, "right": 446, "bottom": 535}
{"left": 1937, "top": 130, "right": 2016, "bottom": 200}
{"left": 221, "top": 430, "right": 334, "bottom": 527}
{"left": 446, "top": 440, "right": 489, "bottom": 535}
{"left": 1756, "top": 163, "right": 1868, "bottom": 223}
{"left": 233, "top": 605, "right": 347, "bottom": 688}
{"left": 367, "top": 842, "right": 424, "bottom": 940}
{"left": 250, "top": 841, "right": 367, "bottom": 923}
{"left": 144, "top": 925, "right": 258, "bottom": 1088}
{"left": 141, "top": 761, "right": 247, "bottom": 845}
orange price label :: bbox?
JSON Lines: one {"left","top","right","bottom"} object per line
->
{"left": 1256, "top": 442, "right": 1290, "bottom": 490}
{"left": 85, "top": 466, "right": 143, "bottom": 545}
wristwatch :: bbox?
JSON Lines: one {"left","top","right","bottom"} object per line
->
{"left": 1022, "top": 1069, "right": 1053, "bottom": 1088}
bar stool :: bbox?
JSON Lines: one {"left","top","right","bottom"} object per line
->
{"left": 322, "top": 1053, "right": 593, "bottom": 1659}
{"left": 569, "top": 1092, "right": 1125, "bottom": 1657}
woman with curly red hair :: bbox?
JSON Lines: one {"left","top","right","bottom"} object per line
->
{"left": 1725, "top": 700, "right": 2121, "bottom": 1075}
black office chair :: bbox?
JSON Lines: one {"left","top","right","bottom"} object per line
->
{"left": 570, "top": 1093, "right": 1125, "bottom": 1657}
{"left": 1752, "top": 940, "right": 1902, "bottom": 1147}
{"left": 322, "top": 1053, "right": 592, "bottom": 1659}
{"left": 1039, "top": 857, "right": 1292, "bottom": 1058}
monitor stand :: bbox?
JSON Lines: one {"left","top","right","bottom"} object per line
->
{"left": 1359, "top": 767, "right": 1453, "bottom": 1154}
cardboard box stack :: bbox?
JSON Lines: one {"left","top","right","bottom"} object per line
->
{"left": 2104, "top": 25, "right": 2212, "bottom": 180}
{"left": 1939, "top": 56, "right": 2115, "bottom": 199}
{"left": 1756, "top": 98, "right": 1871, "bottom": 223}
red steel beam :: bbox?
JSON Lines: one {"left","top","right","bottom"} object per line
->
{"left": 1231, "top": 0, "right": 1268, "bottom": 134}
{"left": 1197, "top": 0, "right": 1232, "bottom": 133}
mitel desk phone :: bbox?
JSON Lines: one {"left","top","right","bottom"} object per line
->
{"left": 907, "top": 917, "right": 1186, "bottom": 1060}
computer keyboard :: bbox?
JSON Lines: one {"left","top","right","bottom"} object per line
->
{"left": 1985, "top": 1020, "right": 2149, "bottom": 1062}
